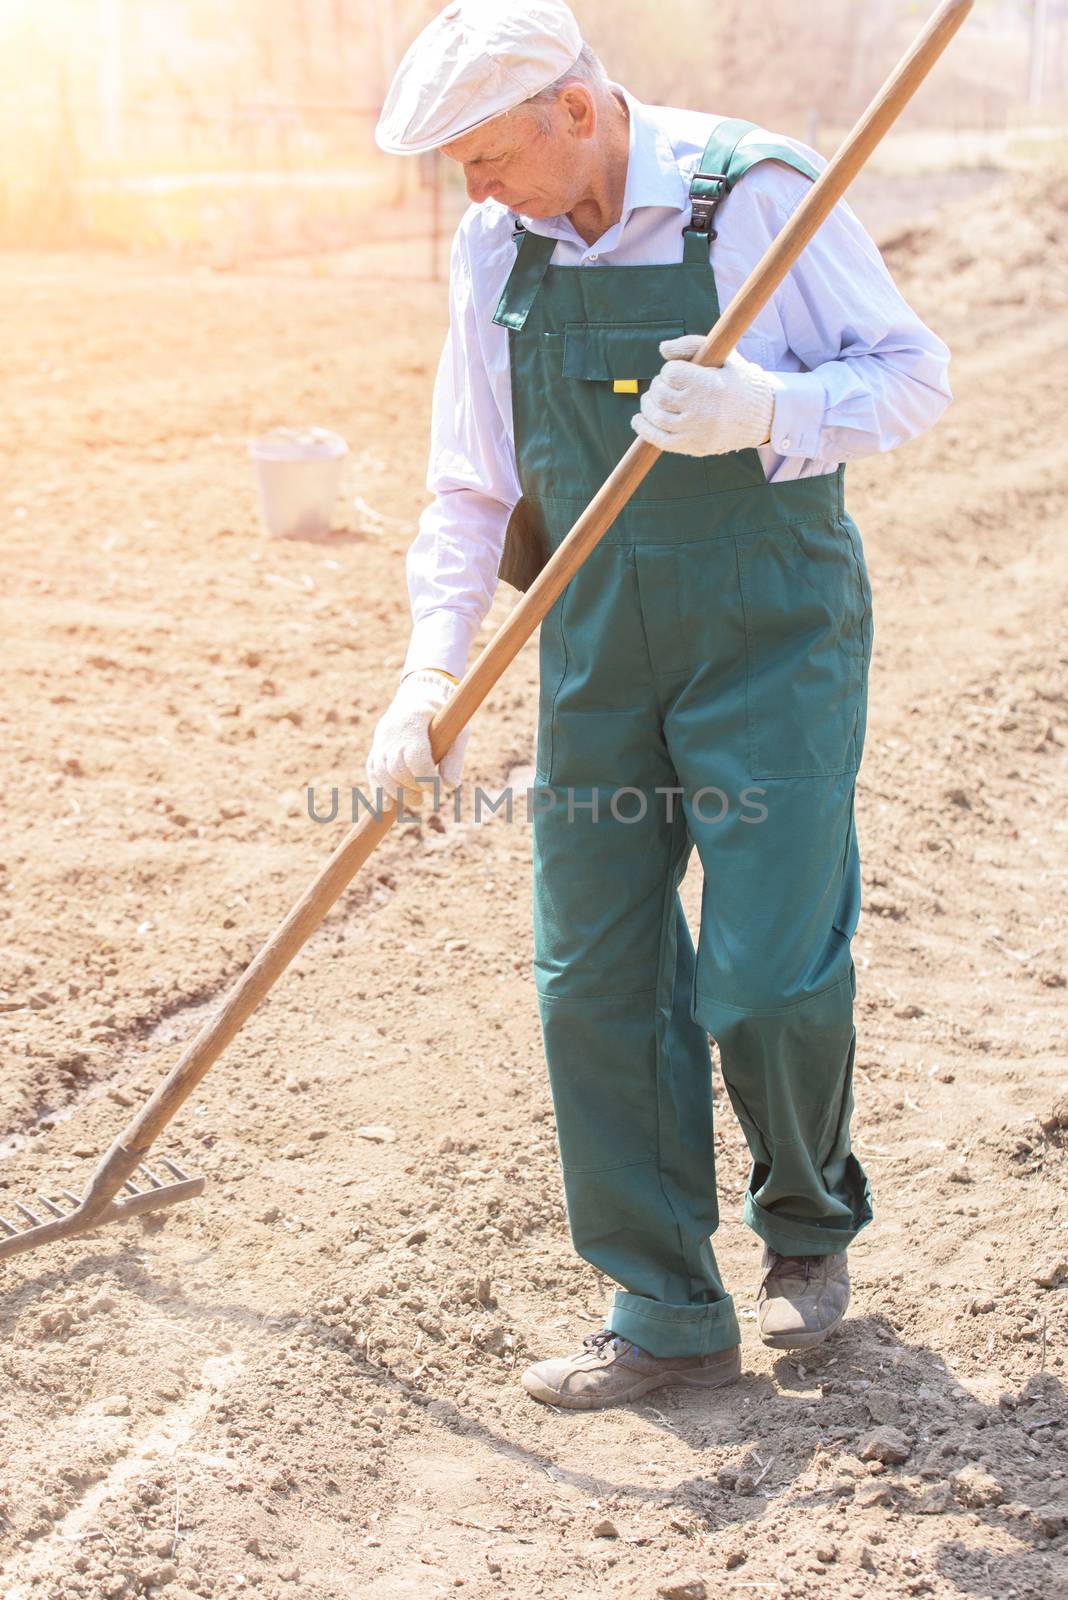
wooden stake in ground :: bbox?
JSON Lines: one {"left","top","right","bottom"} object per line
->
{"left": 0, "top": 0, "right": 975, "bottom": 1266}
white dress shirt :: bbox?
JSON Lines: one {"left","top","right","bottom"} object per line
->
{"left": 404, "top": 87, "right": 952, "bottom": 680}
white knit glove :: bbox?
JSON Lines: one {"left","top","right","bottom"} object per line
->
{"left": 631, "top": 335, "right": 775, "bottom": 457}
{"left": 365, "top": 669, "right": 469, "bottom": 810}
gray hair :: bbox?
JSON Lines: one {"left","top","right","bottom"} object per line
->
{"left": 520, "top": 43, "right": 609, "bottom": 127}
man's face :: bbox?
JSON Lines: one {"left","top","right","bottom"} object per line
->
{"left": 440, "top": 88, "right": 595, "bottom": 218}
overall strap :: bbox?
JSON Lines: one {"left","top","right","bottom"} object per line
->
{"left": 685, "top": 116, "right": 821, "bottom": 243}
{"left": 492, "top": 226, "right": 557, "bottom": 333}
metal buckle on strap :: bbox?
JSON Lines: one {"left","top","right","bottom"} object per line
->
{"left": 685, "top": 171, "right": 728, "bottom": 240}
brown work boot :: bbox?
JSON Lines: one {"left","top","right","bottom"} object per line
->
{"left": 756, "top": 1247, "right": 850, "bottom": 1350}
{"left": 521, "top": 1330, "right": 741, "bottom": 1411}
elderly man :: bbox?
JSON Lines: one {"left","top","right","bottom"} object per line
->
{"left": 367, "top": 0, "right": 950, "bottom": 1410}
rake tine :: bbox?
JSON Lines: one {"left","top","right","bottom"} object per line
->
{"left": 159, "top": 1157, "right": 190, "bottom": 1181}
{"left": 138, "top": 1164, "right": 165, "bottom": 1189}
{"left": 123, "top": 1179, "right": 142, "bottom": 1196}
{"left": 0, "top": 1215, "right": 20, "bottom": 1237}
{"left": 37, "top": 1195, "right": 67, "bottom": 1219}
{"left": 15, "top": 1202, "right": 42, "bottom": 1226}
{"left": 61, "top": 1189, "right": 83, "bottom": 1207}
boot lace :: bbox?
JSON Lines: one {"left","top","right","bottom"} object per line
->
{"left": 583, "top": 1329, "right": 641, "bottom": 1360}
{"left": 767, "top": 1250, "right": 816, "bottom": 1281}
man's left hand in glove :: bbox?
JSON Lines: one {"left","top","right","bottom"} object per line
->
{"left": 631, "top": 334, "right": 775, "bottom": 457}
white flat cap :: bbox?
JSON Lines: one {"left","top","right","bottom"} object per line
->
{"left": 375, "top": 0, "right": 584, "bottom": 156}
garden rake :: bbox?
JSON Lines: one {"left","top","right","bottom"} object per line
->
{"left": 0, "top": 1158, "right": 204, "bottom": 1258}
{"left": 0, "top": 0, "right": 973, "bottom": 1266}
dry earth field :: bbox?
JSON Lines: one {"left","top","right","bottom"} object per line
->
{"left": 0, "top": 173, "right": 1066, "bottom": 1600}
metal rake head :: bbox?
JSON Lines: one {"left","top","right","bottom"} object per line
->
{"left": 0, "top": 1156, "right": 205, "bottom": 1263}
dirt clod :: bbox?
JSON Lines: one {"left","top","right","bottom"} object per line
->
{"left": 952, "top": 1466, "right": 1005, "bottom": 1508}
{"left": 1040, "top": 1097, "right": 1068, "bottom": 1134}
{"left": 917, "top": 1482, "right": 953, "bottom": 1515}
{"left": 859, "top": 1427, "right": 912, "bottom": 1465}
{"left": 864, "top": 1387, "right": 902, "bottom": 1425}
{"left": 656, "top": 1576, "right": 707, "bottom": 1600}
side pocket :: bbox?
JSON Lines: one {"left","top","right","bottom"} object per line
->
{"left": 535, "top": 589, "right": 568, "bottom": 784}
{"left": 832, "top": 789, "right": 863, "bottom": 946}
{"left": 839, "top": 513, "right": 874, "bottom": 765}
{"left": 737, "top": 521, "right": 866, "bottom": 780}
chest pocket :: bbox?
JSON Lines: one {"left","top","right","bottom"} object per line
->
{"left": 562, "top": 319, "right": 686, "bottom": 387}
{"left": 555, "top": 318, "right": 716, "bottom": 500}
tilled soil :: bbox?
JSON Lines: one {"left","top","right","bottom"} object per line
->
{"left": 0, "top": 179, "right": 1066, "bottom": 1600}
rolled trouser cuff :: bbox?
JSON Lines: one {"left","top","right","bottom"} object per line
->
{"left": 744, "top": 1183, "right": 873, "bottom": 1257}
{"left": 608, "top": 1290, "right": 741, "bottom": 1358}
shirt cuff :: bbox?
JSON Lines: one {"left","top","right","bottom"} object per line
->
{"left": 767, "top": 369, "right": 828, "bottom": 459}
{"left": 403, "top": 609, "right": 478, "bottom": 682}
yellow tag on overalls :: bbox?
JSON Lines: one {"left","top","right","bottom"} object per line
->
{"left": 613, "top": 379, "right": 639, "bottom": 394}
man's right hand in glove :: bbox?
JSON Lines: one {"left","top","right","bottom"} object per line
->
{"left": 365, "top": 668, "right": 469, "bottom": 811}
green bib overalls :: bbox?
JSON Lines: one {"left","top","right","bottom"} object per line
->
{"left": 493, "top": 120, "right": 874, "bottom": 1357}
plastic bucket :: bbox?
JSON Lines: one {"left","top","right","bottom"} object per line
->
{"left": 248, "top": 426, "right": 348, "bottom": 539}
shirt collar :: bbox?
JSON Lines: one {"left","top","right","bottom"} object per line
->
{"left": 617, "top": 86, "right": 691, "bottom": 218}
{"left": 514, "top": 84, "right": 689, "bottom": 243}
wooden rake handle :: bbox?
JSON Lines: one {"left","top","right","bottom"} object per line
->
{"left": 87, "top": 0, "right": 972, "bottom": 1204}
